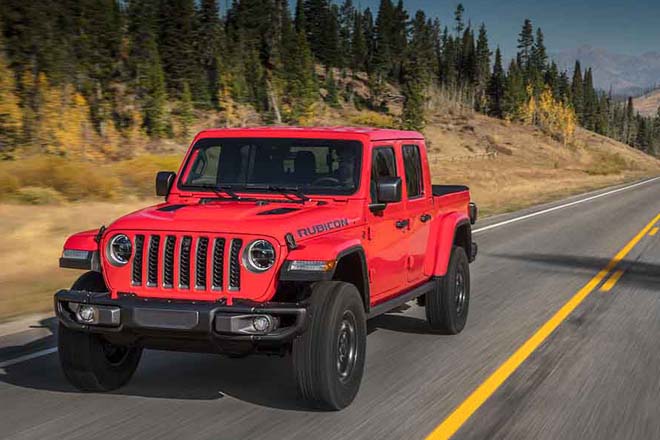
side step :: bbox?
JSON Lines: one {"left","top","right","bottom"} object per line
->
{"left": 367, "top": 279, "right": 437, "bottom": 319}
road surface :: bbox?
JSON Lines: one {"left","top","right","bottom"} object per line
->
{"left": 1, "top": 177, "right": 659, "bottom": 440}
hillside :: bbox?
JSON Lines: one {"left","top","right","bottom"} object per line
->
{"left": 633, "top": 88, "right": 660, "bottom": 117}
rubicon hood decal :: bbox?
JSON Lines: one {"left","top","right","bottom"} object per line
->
{"left": 297, "top": 218, "right": 350, "bottom": 238}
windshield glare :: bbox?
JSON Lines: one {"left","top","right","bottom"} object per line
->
{"left": 181, "top": 138, "right": 362, "bottom": 195}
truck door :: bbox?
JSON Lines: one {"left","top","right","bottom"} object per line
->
{"left": 402, "top": 143, "right": 432, "bottom": 283}
{"left": 365, "top": 145, "right": 409, "bottom": 302}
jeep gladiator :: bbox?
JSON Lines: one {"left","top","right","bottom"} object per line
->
{"left": 55, "top": 127, "right": 478, "bottom": 409}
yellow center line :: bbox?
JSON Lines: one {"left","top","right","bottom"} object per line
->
{"left": 426, "top": 212, "right": 660, "bottom": 440}
{"left": 600, "top": 270, "right": 625, "bottom": 292}
{"left": 650, "top": 227, "right": 659, "bottom": 237}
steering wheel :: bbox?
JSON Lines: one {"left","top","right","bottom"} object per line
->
{"left": 312, "top": 177, "right": 341, "bottom": 186}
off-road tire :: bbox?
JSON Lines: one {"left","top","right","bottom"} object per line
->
{"left": 292, "top": 281, "right": 366, "bottom": 410}
{"left": 58, "top": 271, "right": 142, "bottom": 391}
{"left": 425, "top": 246, "right": 470, "bottom": 334}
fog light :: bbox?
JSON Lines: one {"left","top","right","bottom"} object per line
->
{"left": 77, "top": 305, "right": 96, "bottom": 323}
{"left": 252, "top": 315, "right": 272, "bottom": 333}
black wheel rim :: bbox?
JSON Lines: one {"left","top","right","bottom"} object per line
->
{"left": 336, "top": 310, "right": 358, "bottom": 383}
{"left": 455, "top": 269, "right": 467, "bottom": 316}
{"left": 101, "top": 339, "right": 130, "bottom": 366}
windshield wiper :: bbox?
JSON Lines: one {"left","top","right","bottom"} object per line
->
{"left": 192, "top": 184, "right": 242, "bottom": 201}
{"left": 246, "top": 185, "right": 310, "bottom": 203}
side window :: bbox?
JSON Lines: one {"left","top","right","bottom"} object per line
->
{"left": 371, "top": 147, "right": 396, "bottom": 202}
{"left": 402, "top": 144, "right": 423, "bottom": 199}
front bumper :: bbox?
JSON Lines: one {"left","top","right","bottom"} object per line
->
{"left": 54, "top": 290, "right": 308, "bottom": 354}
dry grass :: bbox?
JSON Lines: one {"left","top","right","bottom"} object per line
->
{"left": 0, "top": 201, "right": 148, "bottom": 321}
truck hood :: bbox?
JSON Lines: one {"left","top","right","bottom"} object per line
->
{"left": 107, "top": 199, "right": 364, "bottom": 244}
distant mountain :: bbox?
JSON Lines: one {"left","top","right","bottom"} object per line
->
{"left": 553, "top": 45, "right": 660, "bottom": 96}
{"left": 633, "top": 89, "right": 660, "bottom": 117}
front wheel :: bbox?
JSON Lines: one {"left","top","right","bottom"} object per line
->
{"left": 425, "top": 246, "right": 470, "bottom": 334}
{"left": 58, "top": 271, "right": 142, "bottom": 391}
{"left": 292, "top": 281, "right": 366, "bottom": 410}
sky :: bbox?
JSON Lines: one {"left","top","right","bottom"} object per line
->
{"left": 359, "top": 0, "right": 660, "bottom": 60}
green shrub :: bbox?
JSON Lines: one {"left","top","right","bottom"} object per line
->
{"left": 349, "top": 111, "right": 396, "bottom": 128}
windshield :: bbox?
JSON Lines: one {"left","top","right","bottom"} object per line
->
{"left": 179, "top": 138, "right": 362, "bottom": 195}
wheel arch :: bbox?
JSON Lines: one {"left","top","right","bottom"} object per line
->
{"left": 430, "top": 214, "right": 473, "bottom": 277}
{"left": 332, "top": 246, "right": 370, "bottom": 313}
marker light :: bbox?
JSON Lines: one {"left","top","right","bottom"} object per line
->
{"left": 288, "top": 260, "right": 337, "bottom": 272}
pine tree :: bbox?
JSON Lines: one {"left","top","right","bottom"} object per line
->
{"left": 487, "top": 47, "right": 505, "bottom": 118}
{"left": 582, "top": 67, "right": 596, "bottom": 130}
{"left": 178, "top": 82, "right": 194, "bottom": 136}
{"left": 197, "top": 0, "right": 224, "bottom": 109}
{"left": 454, "top": 4, "right": 465, "bottom": 36}
{"left": 401, "top": 10, "right": 433, "bottom": 131}
{"left": 157, "top": 0, "right": 208, "bottom": 103}
{"left": 0, "top": 35, "right": 23, "bottom": 157}
{"left": 571, "top": 61, "right": 584, "bottom": 122}
{"left": 338, "top": 0, "right": 355, "bottom": 68}
{"left": 141, "top": 39, "right": 169, "bottom": 138}
{"left": 503, "top": 59, "right": 527, "bottom": 119}
{"left": 530, "top": 27, "right": 547, "bottom": 90}
{"left": 474, "top": 24, "right": 491, "bottom": 109}
{"left": 350, "top": 11, "right": 368, "bottom": 72}
{"left": 372, "top": 0, "right": 395, "bottom": 79}
{"left": 516, "top": 19, "right": 534, "bottom": 71}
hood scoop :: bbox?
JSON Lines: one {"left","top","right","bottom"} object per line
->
{"left": 257, "top": 207, "right": 301, "bottom": 216}
{"left": 157, "top": 204, "right": 187, "bottom": 212}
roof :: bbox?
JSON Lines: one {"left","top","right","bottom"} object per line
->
{"left": 195, "top": 126, "right": 425, "bottom": 142}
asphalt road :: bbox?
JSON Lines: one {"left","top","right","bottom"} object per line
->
{"left": 1, "top": 177, "right": 659, "bottom": 440}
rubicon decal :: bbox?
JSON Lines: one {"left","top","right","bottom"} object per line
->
{"left": 297, "top": 218, "right": 350, "bottom": 238}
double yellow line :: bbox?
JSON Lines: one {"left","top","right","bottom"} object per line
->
{"left": 426, "top": 213, "right": 660, "bottom": 440}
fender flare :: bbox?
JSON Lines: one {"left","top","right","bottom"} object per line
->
{"left": 279, "top": 244, "right": 371, "bottom": 312}
{"left": 428, "top": 213, "right": 472, "bottom": 277}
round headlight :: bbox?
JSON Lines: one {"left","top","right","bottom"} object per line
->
{"left": 243, "top": 240, "right": 276, "bottom": 272}
{"left": 108, "top": 234, "right": 132, "bottom": 266}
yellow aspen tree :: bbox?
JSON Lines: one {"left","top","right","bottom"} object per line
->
{"left": 0, "top": 43, "right": 23, "bottom": 156}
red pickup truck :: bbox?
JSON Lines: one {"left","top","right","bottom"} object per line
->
{"left": 55, "top": 127, "right": 477, "bottom": 409}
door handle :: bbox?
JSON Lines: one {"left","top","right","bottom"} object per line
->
{"left": 420, "top": 214, "right": 432, "bottom": 223}
{"left": 396, "top": 219, "right": 410, "bottom": 229}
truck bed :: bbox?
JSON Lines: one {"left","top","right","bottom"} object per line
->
{"left": 431, "top": 185, "right": 470, "bottom": 197}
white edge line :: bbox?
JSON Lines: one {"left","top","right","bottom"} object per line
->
{"left": 0, "top": 347, "right": 57, "bottom": 369}
{"left": 1, "top": 177, "right": 658, "bottom": 368}
{"left": 473, "top": 177, "right": 660, "bottom": 234}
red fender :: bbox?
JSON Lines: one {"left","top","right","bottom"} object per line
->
{"left": 285, "top": 228, "right": 363, "bottom": 262}
{"left": 425, "top": 212, "right": 471, "bottom": 277}
{"left": 63, "top": 229, "right": 100, "bottom": 252}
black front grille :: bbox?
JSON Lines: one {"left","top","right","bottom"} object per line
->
{"left": 195, "top": 237, "right": 209, "bottom": 289}
{"left": 132, "top": 235, "right": 144, "bottom": 285}
{"left": 212, "top": 238, "right": 225, "bottom": 290}
{"left": 229, "top": 239, "right": 243, "bottom": 290}
{"left": 147, "top": 235, "right": 160, "bottom": 286}
{"left": 179, "top": 236, "right": 192, "bottom": 288}
{"left": 163, "top": 235, "right": 176, "bottom": 288}
{"left": 129, "top": 233, "right": 237, "bottom": 293}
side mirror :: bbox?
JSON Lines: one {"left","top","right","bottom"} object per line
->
{"left": 156, "top": 171, "right": 176, "bottom": 197}
{"left": 376, "top": 176, "right": 402, "bottom": 203}
{"left": 369, "top": 176, "right": 402, "bottom": 213}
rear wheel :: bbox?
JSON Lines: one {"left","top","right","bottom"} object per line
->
{"left": 58, "top": 271, "right": 142, "bottom": 392}
{"left": 292, "top": 281, "right": 366, "bottom": 410}
{"left": 425, "top": 246, "right": 470, "bottom": 334}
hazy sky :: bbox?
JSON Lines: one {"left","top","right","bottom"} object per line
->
{"left": 359, "top": 0, "right": 660, "bottom": 59}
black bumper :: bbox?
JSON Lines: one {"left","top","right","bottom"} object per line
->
{"left": 54, "top": 290, "right": 308, "bottom": 353}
